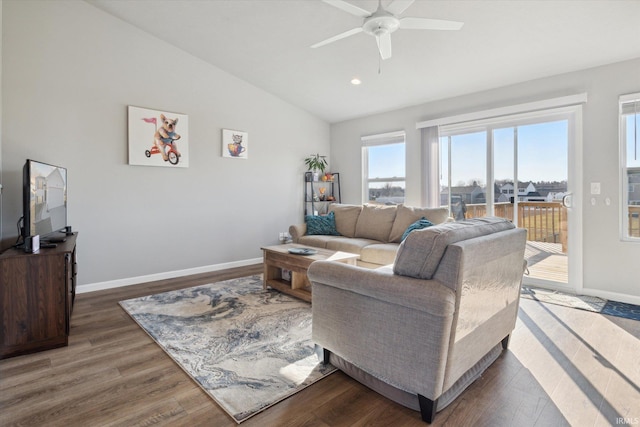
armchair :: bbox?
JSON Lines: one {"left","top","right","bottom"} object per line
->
{"left": 308, "top": 217, "right": 527, "bottom": 423}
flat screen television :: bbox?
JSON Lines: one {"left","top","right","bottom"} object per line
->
{"left": 22, "top": 159, "right": 68, "bottom": 240}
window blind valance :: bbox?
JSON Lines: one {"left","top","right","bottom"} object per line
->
{"left": 621, "top": 98, "right": 640, "bottom": 116}
{"left": 361, "top": 130, "right": 405, "bottom": 146}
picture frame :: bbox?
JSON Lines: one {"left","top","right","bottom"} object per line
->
{"left": 222, "top": 129, "right": 248, "bottom": 159}
{"left": 128, "top": 106, "right": 189, "bottom": 168}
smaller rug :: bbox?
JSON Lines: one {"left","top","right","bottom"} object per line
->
{"left": 601, "top": 300, "right": 640, "bottom": 321}
{"left": 521, "top": 286, "right": 640, "bottom": 321}
{"left": 119, "top": 275, "right": 335, "bottom": 423}
{"left": 521, "top": 286, "right": 606, "bottom": 312}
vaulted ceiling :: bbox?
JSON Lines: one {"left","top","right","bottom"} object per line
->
{"left": 87, "top": 0, "right": 640, "bottom": 123}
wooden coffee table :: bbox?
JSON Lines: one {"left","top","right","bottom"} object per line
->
{"left": 261, "top": 243, "right": 359, "bottom": 303}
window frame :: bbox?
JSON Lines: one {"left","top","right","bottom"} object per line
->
{"left": 619, "top": 93, "right": 640, "bottom": 242}
{"left": 361, "top": 130, "right": 406, "bottom": 205}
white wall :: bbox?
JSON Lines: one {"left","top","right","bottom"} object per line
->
{"left": 1, "top": 1, "right": 330, "bottom": 288}
{"left": 331, "top": 57, "right": 640, "bottom": 303}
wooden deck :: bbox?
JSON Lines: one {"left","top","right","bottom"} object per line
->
{"left": 462, "top": 202, "right": 570, "bottom": 284}
{"left": 525, "top": 240, "right": 568, "bottom": 284}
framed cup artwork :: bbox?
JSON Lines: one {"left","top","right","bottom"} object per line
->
{"left": 222, "top": 129, "right": 248, "bottom": 159}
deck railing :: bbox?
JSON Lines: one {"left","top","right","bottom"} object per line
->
{"left": 464, "top": 202, "right": 640, "bottom": 240}
{"left": 629, "top": 206, "right": 640, "bottom": 238}
{"left": 463, "top": 201, "right": 568, "bottom": 252}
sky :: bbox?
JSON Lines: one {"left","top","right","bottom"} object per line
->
{"left": 368, "top": 143, "right": 405, "bottom": 187}
{"left": 364, "top": 114, "right": 639, "bottom": 225}
{"left": 441, "top": 120, "right": 569, "bottom": 187}
{"left": 367, "top": 115, "right": 639, "bottom": 189}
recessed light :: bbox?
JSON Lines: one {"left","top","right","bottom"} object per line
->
{"left": 351, "top": 78, "right": 362, "bottom": 85}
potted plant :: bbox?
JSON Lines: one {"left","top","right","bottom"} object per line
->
{"left": 304, "top": 153, "right": 328, "bottom": 181}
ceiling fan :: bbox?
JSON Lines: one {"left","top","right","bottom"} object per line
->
{"left": 311, "top": 0, "right": 463, "bottom": 60}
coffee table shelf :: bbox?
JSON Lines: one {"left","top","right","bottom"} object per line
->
{"left": 261, "top": 243, "right": 359, "bottom": 303}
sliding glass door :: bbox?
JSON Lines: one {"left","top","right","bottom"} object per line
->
{"left": 438, "top": 107, "right": 582, "bottom": 291}
{"left": 440, "top": 131, "right": 486, "bottom": 220}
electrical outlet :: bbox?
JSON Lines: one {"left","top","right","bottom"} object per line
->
{"left": 590, "top": 182, "right": 601, "bottom": 195}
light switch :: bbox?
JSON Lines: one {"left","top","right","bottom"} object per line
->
{"left": 590, "top": 182, "right": 601, "bottom": 195}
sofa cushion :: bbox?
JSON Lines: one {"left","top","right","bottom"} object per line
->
{"left": 389, "top": 205, "right": 450, "bottom": 243}
{"left": 393, "top": 217, "right": 515, "bottom": 280}
{"left": 360, "top": 243, "right": 399, "bottom": 266}
{"left": 325, "top": 237, "right": 380, "bottom": 254}
{"left": 354, "top": 204, "right": 397, "bottom": 242}
{"left": 305, "top": 211, "right": 340, "bottom": 236}
{"left": 401, "top": 218, "right": 434, "bottom": 242}
{"left": 329, "top": 204, "right": 363, "bottom": 238}
{"left": 297, "top": 235, "right": 338, "bottom": 248}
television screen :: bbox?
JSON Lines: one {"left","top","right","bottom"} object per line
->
{"left": 23, "top": 159, "right": 67, "bottom": 238}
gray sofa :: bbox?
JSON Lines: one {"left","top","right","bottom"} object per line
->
{"left": 307, "top": 217, "right": 527, "bottom": 423}
{"left": 289, "top": 203, "right": 450, "bottom": 267}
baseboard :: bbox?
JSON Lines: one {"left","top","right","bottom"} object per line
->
{"left": 77, "top": 257, "right": 263, "bottom": 294}
{"left": 522, "top": 279, "right": 577, "bottom": 295}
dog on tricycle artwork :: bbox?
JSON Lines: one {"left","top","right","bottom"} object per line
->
{"left": 142, "top": 114, "right": 182, "bottom": 165}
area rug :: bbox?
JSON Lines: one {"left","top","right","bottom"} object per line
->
{"left": 119, "top": 275, "right": 335, "bottom": 423}
{"left": 521, "top": 285, "right": 640, "bottom": 321}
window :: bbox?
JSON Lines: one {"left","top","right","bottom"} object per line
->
{"left": 361, "top": 131, "right": 406, "bottom": 205}
{"left": 620, "top": 94, "right": 640, "bottom": 240}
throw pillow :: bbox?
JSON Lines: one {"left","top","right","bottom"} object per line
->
{"left": 305, "top": 211, "right": 340, "bottom": 236}
{"left": 388, "top": 204, "right": 450, "bottom": 243}
{"left": 401, "top": 217, "right": 434, "bottom": 241}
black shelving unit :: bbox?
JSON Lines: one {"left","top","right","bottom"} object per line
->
{"left": 304, "top": 172, "right": 341, "bottom": 217}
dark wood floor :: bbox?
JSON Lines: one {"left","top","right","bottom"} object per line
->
{"left": 1, "top": 264, "right": 639, "bottom": 426}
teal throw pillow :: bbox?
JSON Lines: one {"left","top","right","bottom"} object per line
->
{"left": 401, "top": 217, "right": 434, "bottom": 241}
{"left": 305, "top": 211, "right": 340, "bottom": 236}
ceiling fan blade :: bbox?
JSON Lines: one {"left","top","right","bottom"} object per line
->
{"left": 400, "top": 17, "right": 464, "bottom": 30}
{"left": 311, "top": 27, "right": 363, "bottom": 49}
{"left": 322, "top": 0, "right": 371, "bottom": 18}
{"left": 386, "top": 0, "right": 415, "bottom": 15}
{"left": 376, "top": 32, "right": 392, "bottom": 60}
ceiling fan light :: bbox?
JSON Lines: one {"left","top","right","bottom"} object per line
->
{"left": 373, "top": 27, "right": 387, "bottom": 37}
{"left": 363, "top": 15, "right": 400, "bottom": 36}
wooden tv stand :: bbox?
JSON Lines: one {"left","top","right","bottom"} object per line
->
{"left": 0, "top": 233, "right": 78, "bottom": 359}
